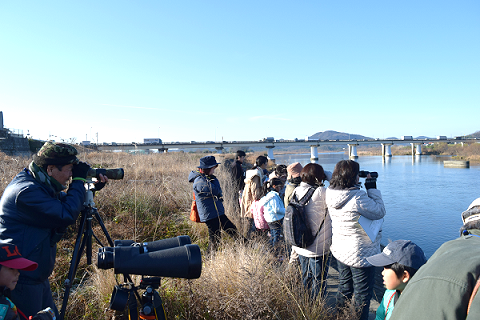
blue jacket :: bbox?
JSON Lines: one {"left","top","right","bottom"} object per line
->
{"left": 376, "top": 289, "right": 399, "bottom": 320}
{"left": 188, "top": 170, "right": 225, "bottom": 222}
{"left": 261, "top": 190, "right": 285, "bottom": 223}
{"left": 0, "top": 169, "right": 85, "bottom": 283}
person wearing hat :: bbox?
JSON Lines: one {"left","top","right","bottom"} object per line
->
{"left": 0, "top": 141, "right": 108, "bottom": 318}
{"left": 389, "top": 198, "right": 480, "bottom": 320}
{"left": 188, "top": 156, "right": 240, "bottom": 253}
{"left": 366, "top": 240, "right": 427, "bottom": 320}
{"left": 284, "top": 163, "right": 303, "bottom": 207}
{"left": 0, "top": 243, "right": 38, "bottom": 320}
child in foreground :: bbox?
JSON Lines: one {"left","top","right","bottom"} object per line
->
{"left": 0, "top": 243, "right": 39, "bottom": 320}
{"left": 366, "top": 240, "right": 427, "bottom": 320}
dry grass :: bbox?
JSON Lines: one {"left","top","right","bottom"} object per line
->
{"left": 0, "top": 150, "right": 360, "bottom": 320}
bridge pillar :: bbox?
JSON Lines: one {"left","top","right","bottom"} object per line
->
{"left": 348, "top": 144, "right": 358, "bottom": 159}
{"left": 158, "top": 148, "right": 168, "bottom": 153}
{"left": 310, "top": 146, "right": 318, "bottom": 162}
{"left": 416, "top": 144, "right": 422, "bottom": 155}
{"left": 410, "top": 143, "right": 422, "bottom": 156}
{"left": 215, "top": 147, "right": 223, "bottom": 154}
{"left": 266, "top": 146, "right": 275, "bottom": 162}
{"left": 382, "top": 143, "right": 393, "bottom": 157}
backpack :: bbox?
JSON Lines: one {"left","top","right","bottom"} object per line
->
{"left": 284, "top": 187, "right": 321, "bottom": 248}
{"left": 190, "top": 192, "right": 202, "bottom": 223}
{"left": 251, "top": 200, "right": 269, "bottom": 230}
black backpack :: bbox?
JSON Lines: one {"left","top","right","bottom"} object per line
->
{"left": 284, "top": 187, "right": 323, "bottom": 248}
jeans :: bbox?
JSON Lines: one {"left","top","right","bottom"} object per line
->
{"left": 205, "top": 214, "right": 239, "bottom": 252}
{"left": 336, "top": 260, "right": 376, "bottom": 320}
{"left": 267, "top": 219, "right": 283, "bottom": 248}
{"left": 298, "top": 253, "right": 331, "bottom": 300}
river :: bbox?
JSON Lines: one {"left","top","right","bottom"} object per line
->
{"left": 274, "top": 152, "right": 480, "bottom": 257}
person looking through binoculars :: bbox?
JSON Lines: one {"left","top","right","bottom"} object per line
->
{"left": 325, "top": 160, "right": 385, "bottom": 320}
{"left": 0, "top": 141, "right": 109, "bottom": 318}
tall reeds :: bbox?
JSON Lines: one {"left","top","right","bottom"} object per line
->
{"left": 0, "top": 150, "right": 357, "bottom": 319}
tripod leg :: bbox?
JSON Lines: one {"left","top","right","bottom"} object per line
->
{"left": 59, "top": 211, "right": 88, "bottom": 320}
{"left": 153, "top": 291, "right": 167, "bottom": 320}
{"left": 85, "top": 212, "right": 93, "bottom": 265}
{"left": 93, "top": 207, "right": 115, "bottom": 247}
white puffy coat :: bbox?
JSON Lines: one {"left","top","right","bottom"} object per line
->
{"left": 291, "top": 182, "right": 332, "bottom": 258}
{"left": 326, "top": 187, "right": 386, "bottom": 268}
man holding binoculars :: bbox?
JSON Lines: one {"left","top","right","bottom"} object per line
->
{"left": 0, "top": 141, "right": 108, "bottom": 318}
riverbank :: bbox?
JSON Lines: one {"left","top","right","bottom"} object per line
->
{"left": 1, "top": 151, "right": 372, "bottom": 319}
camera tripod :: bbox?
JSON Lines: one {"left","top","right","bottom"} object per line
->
{"left": 110, "top": 277, "right": 167, "bottom": 320}
{"left": 59, "top": 182, "right": 116, "bottom": 320}
{"left": 58, "top": 182, "right": 168, "bottom": 320}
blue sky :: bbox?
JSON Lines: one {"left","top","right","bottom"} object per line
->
{"left": 1, "top": 1, "right": 479, "bottom": 144}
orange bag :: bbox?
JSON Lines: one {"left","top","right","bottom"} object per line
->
{"left": 190, "top": 192, "right": 201, "bottom": 223}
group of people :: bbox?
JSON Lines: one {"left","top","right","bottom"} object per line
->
{"left": 0, "top": 141, "right": 477, "bottom": 320}
{"left": 190, "top": 150, "right": 480, "bottom": 320}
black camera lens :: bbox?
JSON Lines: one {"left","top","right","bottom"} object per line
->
{"left": 358, "top": 170, "right": 378, "bottom": 178}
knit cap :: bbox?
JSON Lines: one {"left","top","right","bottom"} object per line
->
{"left": 33, "top": 141, "right": 79, "bottom": 167}
{"left": 462, "top": 197, "right": 480, "bottom": 224}
{"left": 287, "top": 162, "right": 303, "bottom": 179}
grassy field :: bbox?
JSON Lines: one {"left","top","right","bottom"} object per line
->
{"left": 0, "top": 150, "right": 359, "bottom": 320}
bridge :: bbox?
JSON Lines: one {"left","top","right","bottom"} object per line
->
{"left": 93, "top": 137, "right": 479, "bottom": 161}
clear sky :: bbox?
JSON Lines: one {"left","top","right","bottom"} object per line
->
{"left": 1, "top": 1, "right": 479, "bottom": 144}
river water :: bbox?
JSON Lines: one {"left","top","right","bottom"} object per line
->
{"left": 274, "top": 152, "right": 480, "bottom": 257}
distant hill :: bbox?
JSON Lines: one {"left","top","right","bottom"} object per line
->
{"left": 466, "top": 131, "right": 480, "bottom": 138}
{"left": 309, "top": 130, "right": 373, "bottom": 140}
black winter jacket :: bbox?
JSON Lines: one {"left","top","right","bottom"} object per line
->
{"left": 0, "top": 169, "right": 85, "bottom": 283}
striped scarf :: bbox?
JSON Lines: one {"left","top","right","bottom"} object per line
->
{"left": 28, "top": 161, "right": 66, "bottom": 194}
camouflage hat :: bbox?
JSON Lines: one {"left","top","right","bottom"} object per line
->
{"left": 33, "top": 141, "right": 79, "bottom": 167}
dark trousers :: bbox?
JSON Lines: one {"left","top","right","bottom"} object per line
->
{"left": 12, "top": 279, "right": 58, "bottom": 318}
{"left": 298, "top": 253, "right": 331, "bottom": 300}
{"left": 336, "top": 260, "right": 376, "bottom": 320}
{"left": 267, "top": 219, "right": 283, "bottom": 249}
{"left": 205, "top": 214, "right": 238, "bottom": 252}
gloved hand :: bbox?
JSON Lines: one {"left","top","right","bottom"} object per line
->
{"left": 92, "top": 181, "right": 106, "bottom": 192}
{"left": 31, "top": 307, "right": 56, "bottom": 320}
{"left": 364, "top": 178, "right": 377, "bottom": 190}
{"left": 72, "top": 161, "right": 90, "bottom": 180}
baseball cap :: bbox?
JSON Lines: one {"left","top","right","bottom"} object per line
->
{"left": 0, "top": 243, "right": 38, "bottom": 271}
{"left": 366, "top": 240, "right": 427, "bottom": 270}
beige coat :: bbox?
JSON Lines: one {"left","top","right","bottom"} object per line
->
{"left": 240, "top": 168, "right": 264, "bottom": 219}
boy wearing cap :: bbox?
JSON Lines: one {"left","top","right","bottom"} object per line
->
{"left": 390, "top": 198, "right": 480, "bottom": 320}
{"left": 366, "top": 240, "right": 427, "bottom": 320}
{"left": 0, "top": 141, "right": 107, "bottom": 317}
{"left": 0, "top": 243, "right": 38, "bottom": 320}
